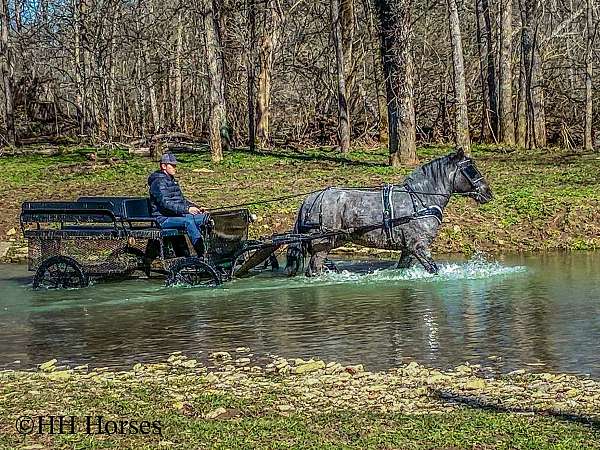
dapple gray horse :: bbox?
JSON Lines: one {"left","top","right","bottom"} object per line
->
{"left": 286, "top": 149, "right": 493, "bottom": 276}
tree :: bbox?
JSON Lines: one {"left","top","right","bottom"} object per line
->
{"left": 247, "top": 0, "right": 256, "bottom": 151}
{"left": 203, "top": 0, "right": 229, "bottom": 162}
{"left": 518, "top": 0, "right": 546, "bottom": 148}
{"left": 0, "top": 0, "right": 15, "bottom": 145}
{"left": 174, "top": 9, "right": 184, "bottom": 130}
{"left": 256, "top": 0, "right": 283, "bottom": 147}
{"left": 447, "top": 0, "right": 470, "bottom": 152}
{"left": 475, "top": 0, "right": 499, "bottom": 142}
{"left": 584, "top": 0, "right": 596, "bottom": 150}
{"left": 374, "top": 0, "right": 417, "bottom": 166}
{"left": 498, "top": 0, "right": 515, "bottom": 145}
{"left": 331, "top": 0, "right": 351, "bottom": 153}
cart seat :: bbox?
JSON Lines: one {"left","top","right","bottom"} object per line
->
{"left": 77, "top": 197, "right": 152, "bottom": 220}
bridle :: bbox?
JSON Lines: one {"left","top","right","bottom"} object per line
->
{"left": 452, "top": 159, "right": 490, "bottom": 202}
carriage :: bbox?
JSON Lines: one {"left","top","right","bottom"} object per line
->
{"left": 20, "top": 150, "right": 493, "bottom": 289}
{"left": 19, "top": 193, "right": 446, "bottom": 289}
{"left": 20, "top": 196, "right": 289, "bottom": 288}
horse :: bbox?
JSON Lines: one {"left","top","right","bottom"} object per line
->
{"left": 285, "top": 148, "right": 493, "bottom": 276}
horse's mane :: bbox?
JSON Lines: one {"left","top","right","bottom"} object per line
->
{"left": 403, "top": 152, "right": 456, "bottom": 187}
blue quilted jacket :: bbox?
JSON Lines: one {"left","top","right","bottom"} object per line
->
{"left": 148, "top": 171, "right": 191, "bottom": 219}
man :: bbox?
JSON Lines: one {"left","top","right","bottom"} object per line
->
{"left": 148, "top": 153, "right": 211, "bottom": 256}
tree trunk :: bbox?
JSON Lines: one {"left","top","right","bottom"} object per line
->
{"left": 144, "top": 51, "right": 160, "bottom": 133}
{"left": 365, "top": 0, "right": 388, "bottom": 144}
{"left": 584, "top": 0, "right": 594, "bottom": 150}
{"left": 174, "top": 10, "right": 184, "bottom": 130}
{"left": 0, "top": 0, "right": 16, "bottom": 145}
{"left": 143, "top": 0, "right": 160, "bottom": 134}
{"left": 374, "top": 0, "right": 417, "bottom": 167}
{"left": 246, "top": 0, "right": 256, "bottom": 151}
{"left": 447, "top": 0, "right": 470, "bottom": 152}
{"left": 519, "top": 0, "right": 546, "bottom": 148}
{"left": 74, "top": 0, "right": 86, "bottom": 135}
{"left": 529, "top": 31, "right": 546, "bottom": 147}
{"left": 475, "top": 0, "right": 499, "bottom": 142}
{"left": 107, "top": 0, "right": 118, "bottom": 140}
{"left": 341, "top": 0, "right": 356, "bottom": 110}
{"left": 499, "top": 0, "right": 515, "bottom": 145}
{"left": 14, "top": 0, "right": 22, "bottom": 33}
{"left": 515, "top": 41, "right": 527, "bottom": 146}
{"left": 256, "top": 0, "right": 281, "bottom": 147}
{"left": 331, "top": 0, "right": 351, "bottom": 154}
{"left": 203, "top": 0, "right": 229, "bottom": 162}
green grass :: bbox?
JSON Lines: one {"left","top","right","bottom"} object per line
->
{"left": 1, "top": 373, "right": 598, "bottom": 450}
{"left": 2, "top": 144, "right": 600, "bottom": 254}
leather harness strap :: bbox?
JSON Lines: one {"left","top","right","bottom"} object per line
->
{"left": 382, "top": 184, "right": 395, "bottom": 245}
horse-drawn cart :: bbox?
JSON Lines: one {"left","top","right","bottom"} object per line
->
{"left": 20, "top": 150, "right": 493, "bottom": 289}
{"left": 20, "top": 197, "right": 285, "bottom": 289}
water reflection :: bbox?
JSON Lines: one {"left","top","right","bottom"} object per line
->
{"left": 0, "top": 252, "right": 599, "bottom": 378}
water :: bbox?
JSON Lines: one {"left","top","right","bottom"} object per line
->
{"left": 1, "top": 252, "right": 599, "bottom": 378}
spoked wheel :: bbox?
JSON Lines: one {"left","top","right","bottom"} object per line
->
{"left": 108, "top": 246, "right": 150, "bottom": 276}
{"left": 167, "top": 257, "right": 222, "bottom": 287}
{"left": 33, "top": 256, "right": 89, "bottom": 289}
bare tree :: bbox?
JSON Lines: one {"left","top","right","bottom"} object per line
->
{"left": 498, "top": 0, "right": 515, "bottom": 145}
{"left": 174, "top": 9, "right": 184, "bottom": 130}
{"left": 584, "top": 0, "right": 595, "bottom": 150}
{"left": 0, "top": 0, "right": 15, "bottom": 145}
{"left": 203, "top": 0, "right": 229, "bottom": 162}
{"left": 3, "top": 0, "right": 599, "bottom": 157}
{"left": 247, "top": 0, "right": 256, "bottom": 151}
{"left": 447, "top": 0, "right": 470, "bottom": 151}
{"left": 475, "top": 0, "right": 498, "bottom": 142}
{"left": 374, "top": 0, "right": 418, "bottom": 166}
{"left": 331, "top": 0, "right": 351, "bottom": 153}
{"left": 255, "top": 0, "right": 282, "bottom": 147}
{"left": 519, "top": 0, "right": 546, "bottom": 148}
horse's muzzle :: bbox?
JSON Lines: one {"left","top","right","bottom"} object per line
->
{"left": 475, "top": 188, "right": 493, "bottom": 204}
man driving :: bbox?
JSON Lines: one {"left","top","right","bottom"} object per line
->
{"left": 148, "top": 153, "right": 210, "bottom": 256}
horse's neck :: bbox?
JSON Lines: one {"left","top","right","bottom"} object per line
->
{"left": 403, "top": 167, "right": 454, "bottom": 210}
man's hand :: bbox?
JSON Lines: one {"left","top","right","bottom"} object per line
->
{"left": 188, "top": 206, "right": 203, "bottom": 215}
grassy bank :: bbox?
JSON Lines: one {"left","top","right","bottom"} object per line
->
{"left": 1, "top": 352, "right": 599, "bottom": 449}
{"left": 1, "top": 144, "right": 600, "bottom": 262}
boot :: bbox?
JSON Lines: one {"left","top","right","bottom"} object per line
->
{"left": 192, "top": 238, "right": 205, "bottom": 257}
{"left": 205, "top": 216, "right": 215, "bottom": 234}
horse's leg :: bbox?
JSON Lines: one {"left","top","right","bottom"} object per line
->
{"left": 412, "top": 247, "right": 439, "bottom": 274}
{"left": 305, "top": 240, "right": 332, "bottom": 277}
{"left": 324, "top": 259, "right": 340, "bottom": 273}
{"left": 285, "top": 242, "right": 305, "bottom": 277}
{"left": 396, "top": 249, "right": 414, "bottom": 269}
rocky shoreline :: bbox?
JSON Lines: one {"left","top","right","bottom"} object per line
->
{"left": 2, "top": 351, "right": 598, "bottom": 420}
{"left": 2, "top": 351, "right": 599, "bottom": 449}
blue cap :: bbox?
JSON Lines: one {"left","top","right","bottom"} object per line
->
{"left": 160, "top": 153, "right": 178, "bottom": 165}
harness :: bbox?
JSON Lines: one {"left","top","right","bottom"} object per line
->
{"left": 296, "top": 159, "right": 487, "bottom": 242}
{"left": 302, "top": 184, "right": 445, "bottom": 244}
{"left": 382, "top": 183, "right": 443, "bottom": 245}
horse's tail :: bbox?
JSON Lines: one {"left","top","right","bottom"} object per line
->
{"left": 285, "top": 212, "right": 306, "bottom": 277}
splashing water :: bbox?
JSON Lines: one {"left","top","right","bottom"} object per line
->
{"left": 299, "top": 253, "right": 527, "bottom": 286}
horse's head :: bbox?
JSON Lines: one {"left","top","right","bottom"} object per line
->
{"left": 450, "top": 148, "right": 493, "bottom": 204}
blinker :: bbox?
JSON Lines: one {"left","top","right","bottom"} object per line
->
{"left": 459, "top": 161, "right": 483, "bottom": 186}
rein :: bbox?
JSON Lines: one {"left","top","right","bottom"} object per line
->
{"left": 208, "top": 185, "right": 454, "bottom": 212}
{"left": 208, "top": 158, "right": 486, "bottom": 212}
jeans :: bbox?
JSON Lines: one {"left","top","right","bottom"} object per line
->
{"left": 157, "top": 213, "right": 210, "bottom": 245}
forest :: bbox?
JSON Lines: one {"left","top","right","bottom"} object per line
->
{"left": 0, "top": 0, "right": 597, "bottom": 165}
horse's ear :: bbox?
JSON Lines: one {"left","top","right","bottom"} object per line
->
{"left": 453, "top": 147, "right": 465, "bottom": 161}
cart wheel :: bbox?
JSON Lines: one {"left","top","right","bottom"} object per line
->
{"left": 167, "top": 257, "right": 222, "bottom": 287}
{"left": 33, "top": 256, "right": 89, "bottom": 289}
{"left": 108, "top": 246, "right": 150, "bottom": 276}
